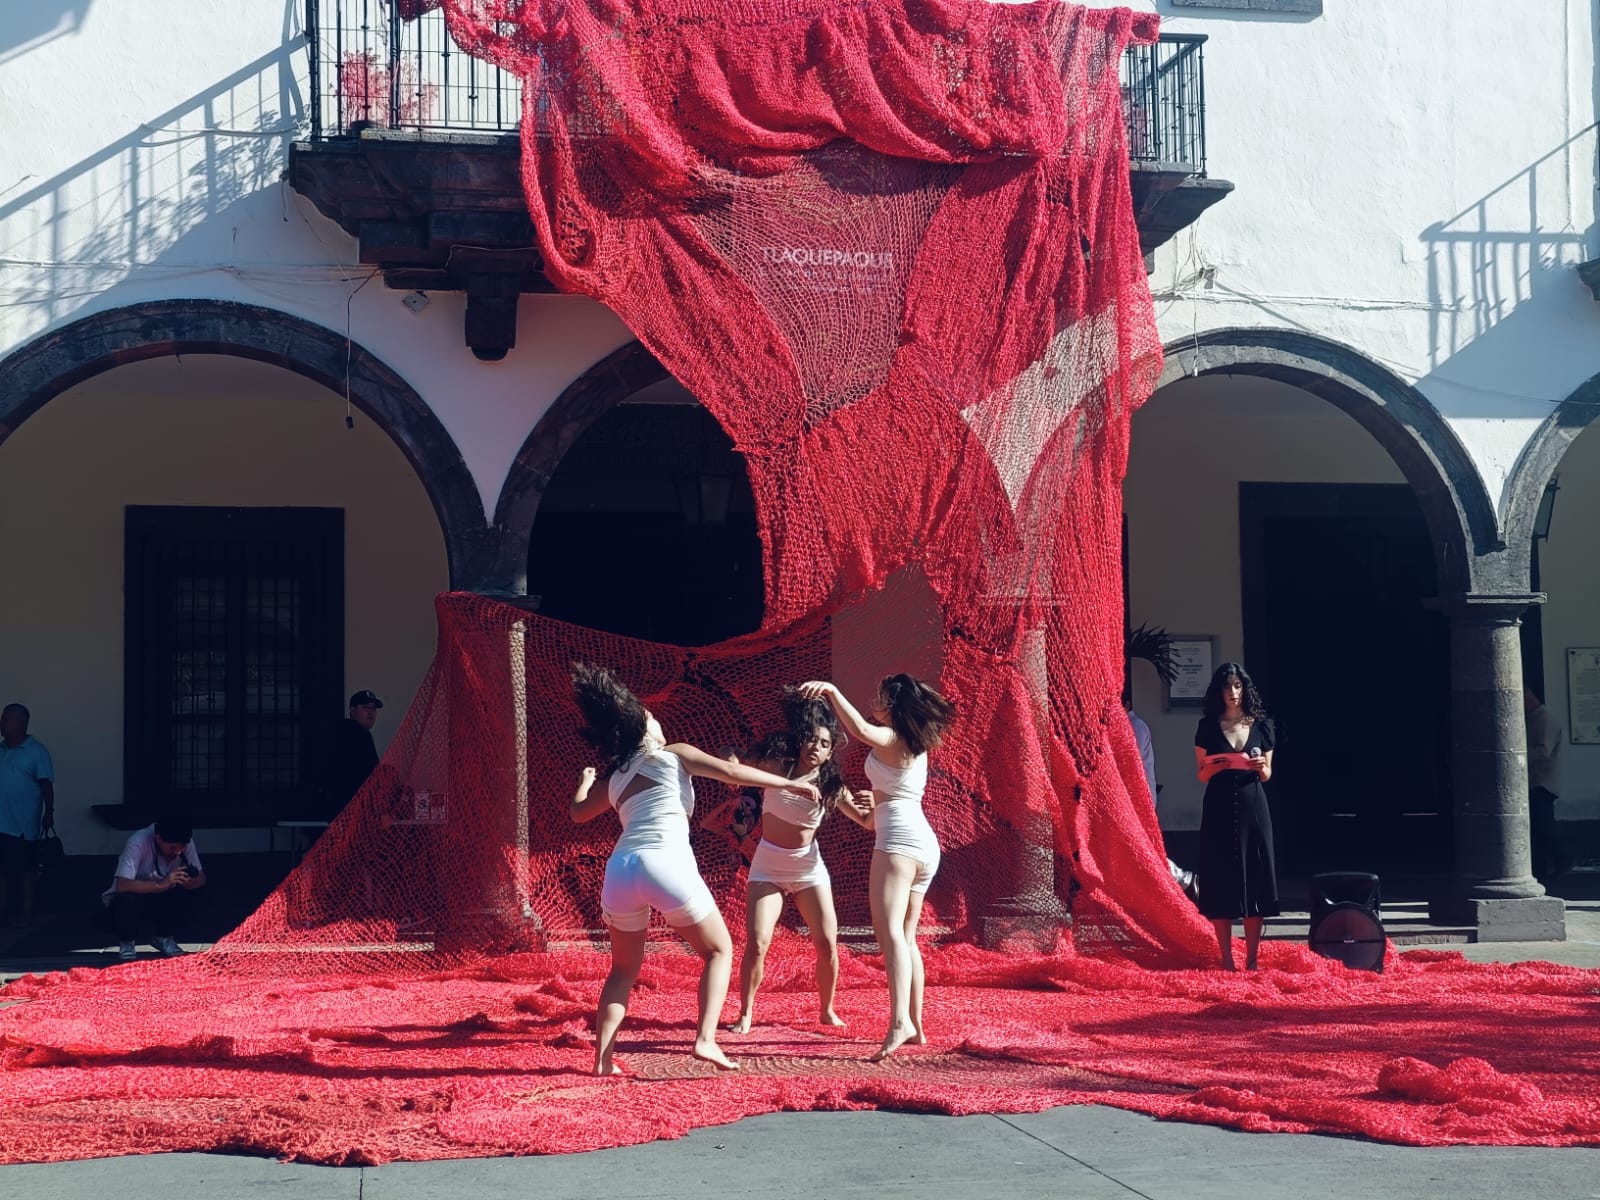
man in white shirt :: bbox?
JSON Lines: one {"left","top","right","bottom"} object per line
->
{"left": 1524, "top": 689, "right": 1569, "bottom": 882}
{"left": 102, "top": 817, "right": 206, "bottom": 961}
{"left": 1126, "top": 707, "right": 1197, "bottom": 900}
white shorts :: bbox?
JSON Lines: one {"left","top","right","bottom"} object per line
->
{"left": 601, "top": 845, "right": 717, "bottom": 932}
{"left": 748, "top": 838, "right": 831, "bottom": 895}
{"left": 874, "top": 801, "right": 940, "bottom": 894}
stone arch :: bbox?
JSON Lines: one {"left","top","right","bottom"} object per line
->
{"left": 1500, "top": 375, "right": 1600, "bottom": 563}
{"left": 490, "top": 340, "right": 672, "bottom": 594}
{"left": 0, "top": 299, "right": 490, "bottom": 587}
{"left": 1157, "top": 328, "right": 1498, "bottom": 594}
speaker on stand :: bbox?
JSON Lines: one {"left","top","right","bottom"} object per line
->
{"left": 1308, "top": 871, "right": 1385, "bottom": 973}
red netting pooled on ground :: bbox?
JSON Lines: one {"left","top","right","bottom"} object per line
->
{"left": 3, "top": 0, "right": 1599, "bottom": 1164}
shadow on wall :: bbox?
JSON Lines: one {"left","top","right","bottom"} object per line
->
{"left": 0, "top": 2, "right": 308, "bottom": 334}
{"left": 1418, "top": 129, "right": 1600, "bottom": 423}
{"left": 0, "top": 1, "right": 93, "bottom": 68}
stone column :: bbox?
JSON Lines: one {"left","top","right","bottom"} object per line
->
{"left": 1428, "top": 594, "right": 1565, "bottom": 941}
{"left": 981, "top": 624, "right": 1069, "bottom": 948}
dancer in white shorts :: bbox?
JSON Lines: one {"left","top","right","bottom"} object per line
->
{"left": 729, "top": 695, "right": 868, "bottom": 1034}
{"left": 570, "top": 663, "right": 818, "bottom": 1076}
{"left": 799, "top": 673, "right": 955, "bottom": 1061}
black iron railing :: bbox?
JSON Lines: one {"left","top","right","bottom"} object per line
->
{"left": 1120, "top": 33, "right": 1208, "bottom": 173}
{"left": 306, "top": 2, "right": 1208, "bottom": 174}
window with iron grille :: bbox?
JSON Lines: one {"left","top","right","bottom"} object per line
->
{"left": 125, "top": 508, "right": 344, "bottom": 825}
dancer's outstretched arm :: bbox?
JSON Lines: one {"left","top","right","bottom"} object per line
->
{"left": 796, "top": 681, "right": 897, "bottom": 753}
{"left": 570, "top": 766, "right": 612, "bottom": 823}
{"left": 837, "top": 787, "right": 875, "bottom": 830}
{"left": 669, "top": 743, "right": 823, "bottom": 803}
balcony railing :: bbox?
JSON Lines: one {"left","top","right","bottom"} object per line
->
{"left": 305, "top": 1, "right": 1208, "bottom": 174}
{"left": 1120, "top": 34, "right": 1208, "bottom": 174}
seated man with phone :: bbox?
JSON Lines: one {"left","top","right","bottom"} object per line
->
{"left": 100, "top": 817, "right": 206, "bottom": 962}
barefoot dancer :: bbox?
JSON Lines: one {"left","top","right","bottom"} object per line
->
{"left": 730, "top": 695, "right": 864, "bottom": 1034}
{"left": 569, "top": 663, "right": 820, "bottom": 1075}
{"left": 798, "top": 674, "right": 954, "bottom": 1062}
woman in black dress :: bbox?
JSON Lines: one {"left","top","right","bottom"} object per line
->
{"left": 1193, "top": 663, "right": 1278, "bottom": 970}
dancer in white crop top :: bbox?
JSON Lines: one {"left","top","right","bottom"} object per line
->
{"left": 729, "top": 696, "right": 870, "bottom": 1035}
{"left": 570, "top": 663, "right": 819, "bottom": 1076}
{"left": 799, "top": 673, "right": 955, "bottom": 1062}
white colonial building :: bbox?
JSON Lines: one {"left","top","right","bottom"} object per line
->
{"left": 1, "top": 0, "right": 1593, "bottom": 938}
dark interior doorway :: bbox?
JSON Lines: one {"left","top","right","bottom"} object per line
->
{"left": 1240, "top": 483, "right": 1451, "bottom": 875}
{"left": 527, "top": 402, "right": 764, "bottom": 646}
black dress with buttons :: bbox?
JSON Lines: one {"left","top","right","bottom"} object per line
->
{"left": 1193, "top": 716, "right": 1280, "bottom": 920}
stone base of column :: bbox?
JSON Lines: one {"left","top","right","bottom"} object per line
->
{"left": 980, "top": 895, "right": 1070, "bottom": 952}
{"left": 1428, "top": 895, "right": 1566, "bottom": 942}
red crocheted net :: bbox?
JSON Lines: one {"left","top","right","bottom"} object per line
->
{"left": 2, "top": 0, "right": 1597, "bottom": 1163}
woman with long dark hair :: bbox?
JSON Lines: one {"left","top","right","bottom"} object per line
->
{"left": 569, "top": 663, "right": 820, "bottom": 1075}
{"left": 1193, "top": 662, "right": 1279, "bottom": 970}
{"left": 798, "top": 673, "right": 955, "bottom": 1061}
{"left": 729, "top": 693, "right": 863, "bottom": 1034}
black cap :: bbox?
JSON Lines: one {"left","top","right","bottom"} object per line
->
{"left": 349, "top": 690, "right": 384, "bottom": 709}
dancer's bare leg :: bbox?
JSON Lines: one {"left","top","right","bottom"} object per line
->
{"left": 903, "top": 888, "right": 927, "bottom": 1044}
{"left": 869, "top": 851, "right": 919, "bottom": 1061}
{"left": 678, "top": 910, "right": 741, "bottom": 1070}
{"left": 594, "top": 923, "right": 647, "bottom": 1076}
{"left": 732, "top": 884, "right": 782, "bottom": 1033}
{"left": 793, "top": 883, "right": 843, "bottom": 1026}
{"left": 1243, "top": 917, "right": 1264, "bottom": 970}
{"left": 1211, "top": 918, "right": 1237, "bottom": 971}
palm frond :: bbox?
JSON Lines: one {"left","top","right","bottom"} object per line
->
{"left": 1126, "top": 622, "right": 1179, "bottom": 685}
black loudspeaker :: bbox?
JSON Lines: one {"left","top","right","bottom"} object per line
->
{"left": 1308, "top": 871, "right": 1385, "bottom": 973}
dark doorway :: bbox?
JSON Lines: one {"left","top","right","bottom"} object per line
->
{"left": 1240, "top": 483, "right": 1451, "bottom": 875}
{"left": 527, "top": 403, "right": 763, "bottom": 646}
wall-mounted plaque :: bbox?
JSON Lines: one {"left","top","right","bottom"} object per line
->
{"left": 1171, "top": 0, "right": 1322, "bottom": 13}
{"left": 1164, "top": 636, "right": 1218, "bottom": 709}
{"left": 1567, "top": 648, "right": 1600, "bottom": 744}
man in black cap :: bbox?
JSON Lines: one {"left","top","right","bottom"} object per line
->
{"left": 317, "top": 690, "right": 384, "bottom": 822}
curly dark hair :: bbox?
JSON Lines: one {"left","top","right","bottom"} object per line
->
{"left": 570, "top": 662, "right": 650, "bottom": 771}
{"left": 744, "top": 694, "right": 849, "bottom": 814}
{"left": 1201, "top": 662, "right": 1269, "bottom": 722}
{"left": 879, "top": 673, "right": 955, "bottom": 757}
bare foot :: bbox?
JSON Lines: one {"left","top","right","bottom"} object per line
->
{"left": 908, "top": 1028, "right": 927, "bottom": 1045}
{"left": 819, "top": 1010, "right": 846, "bottom": 1027}
{"left": 593, "top": 1056, "right": 623, "bottom": 1076}
{"left": 693, "top": 1039, "right": 741, "bottom": 1070}
{"left": 1245, "top": 957, "right": 1259, "bottom": 972}
{"left": 871, "top": 1022, "right": 916, "bottom": 1062}
{"left": 728, "top": 1015, "right": 754, "bottom": 1034}
{"left": 1220, "top": 960, "right": 1238, "bottom": 972}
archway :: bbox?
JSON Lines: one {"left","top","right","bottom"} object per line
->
{"left": 0, "top": 299, "right": 488, "bottom": 587}
{"left": 0, "top": 301, "right": 479, "bottom": 854}
{"left": 1501, "top": 375, "right": 1600, "bottom": 884}
{"left": 1131, "top": 329, "right": 1493, "bottom": 877}
{"left": 494, "top": 342, "right": 764, "bottom": 646}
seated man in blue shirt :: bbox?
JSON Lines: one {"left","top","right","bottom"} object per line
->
{"left": 101, "top": 817, "right": 206, "bottom": 961}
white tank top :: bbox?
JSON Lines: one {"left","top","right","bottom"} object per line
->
{"left": 762, "top": 782, "right": 825, "bottom": 831}
{"left": 608, "top": 744, "right": 695, "bottom": 853}
{"left": 863, "top": 751, "right": 928, "bottom": 807}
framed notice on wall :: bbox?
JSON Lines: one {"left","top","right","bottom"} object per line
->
{"left": 1567, "top": 649, "right": 1600, "bottom": 744}
{"left": 1164, "top": 636, "right": 1218, "bottom": 710}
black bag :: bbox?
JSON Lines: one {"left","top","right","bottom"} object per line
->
{"left": 34, "top": 829, "right": 66, "bottom": 873}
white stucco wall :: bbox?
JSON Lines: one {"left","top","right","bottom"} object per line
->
{"left": 3, "top": 1, "right": 1598, "bottom": 514}
{"left": 5, "top": 1, "right": 1600, "bottom": 841}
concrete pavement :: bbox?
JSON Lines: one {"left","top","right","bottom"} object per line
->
{"left": 1, "top": 1104, "right": 1595, "bottom": 1199}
